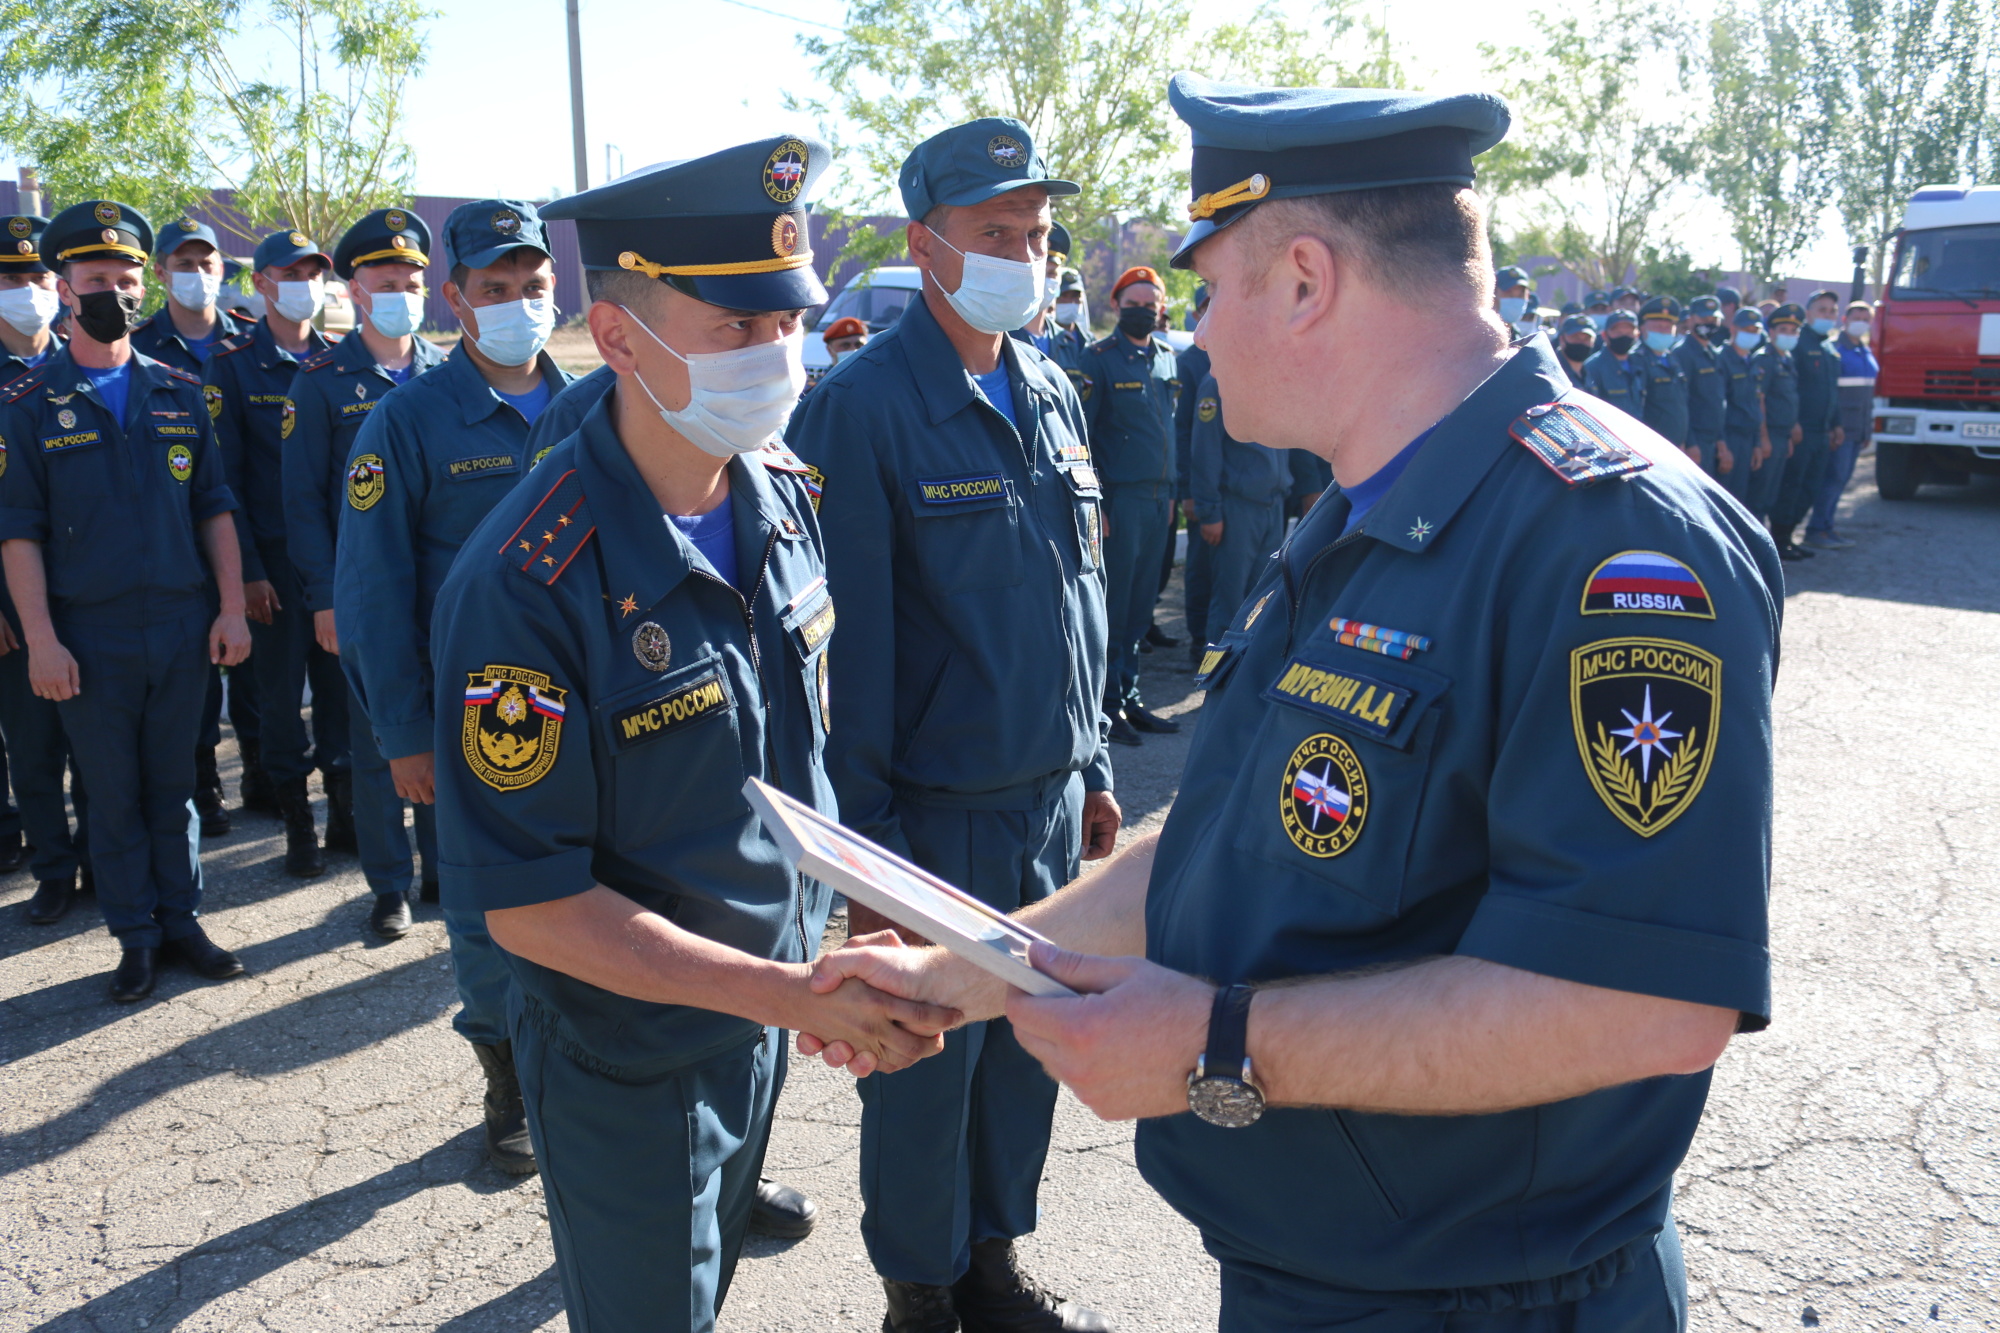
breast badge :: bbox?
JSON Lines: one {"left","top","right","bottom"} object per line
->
{"left": 632, "top": 621, "right": 671, "bottom": 672}
{"left": 203, "top": 384, "right": 223, "bottom": 421}
{"left": 347, "top": 453, "right": 385, "bottom": 510}
{"left": 166, "top": 443, "right": 194, "bottom": 481}
{"left": 1279, "top": 733, "right": 1367, "bottom": 858}
{"left": 1571, "top": 637, "right": 1719, "bottom": 836}
{"left": 56, "top": 408, "right": 75, "bottom": 429}
{"left": 1197, "top": 396, "right": 1218, "bottom": 423}
{"left": 280, "top": 399, "right": 296, "bottom": 440}
{"left": 462, "top": 666, "right": 566, "bottom": 791}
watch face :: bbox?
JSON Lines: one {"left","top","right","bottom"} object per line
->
{"left": 1188, "top": 1075, "right": 1266, "bottom": 1128}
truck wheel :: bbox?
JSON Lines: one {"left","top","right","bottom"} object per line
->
{"left": 1876, "top": 443, "right": 1921, "bottom": 500}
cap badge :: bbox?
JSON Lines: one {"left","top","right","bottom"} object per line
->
{"left": 100, "top": 229, "right": 119, "bottom": 246}
{"left": 14, "top": 241, "right": 30, "bottom": 255}
{"left": 289, "top": 231, "right": 309, "bottom": 247}
{"left": 764, "top": 139, "right": 810, "bottom": 204}
{"left": 384, "top": 209, "right": 408, "bottom": 232}
{"left": 175, "top": 218, "right": 196, "bottom": 232}
{"left": 356, "top": 382, "right": 369, "bottom": 399}
{"left": 772, "top": 215, "right": 800, "bottom": 259}
{"left": 7, "top": 219, "right": 28, "bottom": 238}
{"left": 93, "top": 202, "right": 119, "bottom": 226}
{"left": 987, "top": 134, "right": 1026, "bottom": 168}
{"left": 632, "top": 622, "right": 671, "bottom": 672}
{"left": 491, "top": 208, "right": 522, "bottom": 237}
{"left": 390, "top": 234, "right": 410, "bottom": 250}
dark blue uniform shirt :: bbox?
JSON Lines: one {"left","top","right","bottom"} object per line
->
{"left": 1638, "top": 344, "right": 1690, "bottom": 446}
{"left": 205, "top": 320, "right": 332, "bottom": 583}
{"left": 1756, "top": 346, "right": 1800, "bottom": 436}
{"left": 129, "top": 308, "right": 255, "bottom": 376}
{"left": 1077, "top": 331, "right": 1179, "bottom": 490}
{"left": 1581, "top": 348, "right": 1645, "bottom": 414}
{"left": 528, "top": 363, "right": 616, "bottom": 469}
{"left": 1672, "top": 336, "right": 1725, "bottom": 444}
{"left": 1175, "top": 343, "right": 1211, "bottom": 504}
{"left": 282, "top": 332, "right": 446, "bottom": 614}
{"left": 1793, "top": 327, "right": 1840, "bottom": 437}
{"left": 431, "top": 399, "right": 835, "bottom": 1074}
{"left": 0, "top": 347, "right": 237, "bottom": 623}
{"left": 1188, "top": 376, "right": 1289, "bottom": 523}
{"left": 785, "top": 293, "right": 1111, "bottom": 859}
{"left": 336, "top": 346, "right": 574, "bottom": 759}
{"left": 1139, "top": 342, "right": 1778, "bottom": 1307}
{"left": 1720, "top": 346, "right": 1767, "bottom": 443}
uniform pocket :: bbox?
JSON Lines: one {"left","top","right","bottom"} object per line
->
{"left": 595, "top": 654, "right": 744, "bottom": 849}
{"left": 909, "top": 479, "right": 1024, "bottom": 593}
{"left": 1061, "top": 465, "right": 1103, "bottom": 573}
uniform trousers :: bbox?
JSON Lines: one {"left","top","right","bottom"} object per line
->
{"left": 514, "top": 1005, "right": 782, "bottom": 1333}
{"left": 1184, "top": 520, "right": 1213, "bottom": 651}
{"left": 1744, "top": 434, "right": 1791, "bottom": 519}
{"left": 1202, "top": 496, "right": 1286, "bottom": 645}
{"left": 1715, "top": 432, "right": 1757, "bottom": 507}
{"left": 1771, "top": 430, "right": 1832, "bottom": 531}
{"left": 347, "top": 682, "right": 436, "bottom": 898}
{"left": 55, "top": 603, "right": 210, "bottom": 948}
{"left": 198, "top": 663, "right": 259, "bottom": 752}
{"left": 0, "top": 642, "right": 90, "bottom": 882}
{"left": 1102, "top": 484, "right": 1175, "bottom": 708}
{"left": 1807, "top": 433, "right": 1864, "bottom": 536}
{"left": 857, "top": 775, "right": 1083, "bottom": 1286}
{"left": 1218, "top": 1220, "right": 1686, "bottom": 1333}
{"left": 249, "top": 551, "right": 349, "bottom": 786}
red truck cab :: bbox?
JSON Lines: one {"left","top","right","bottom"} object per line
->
{"left": 1871, "top": 184, "right": 2000, "bottom": 498}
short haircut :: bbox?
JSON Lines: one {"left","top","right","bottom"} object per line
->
{"left": 1847, "top": 300, "right": 1872, "bottom": 314}
{"left": 586, "top": 266, "right": 667, "bottom": 315}
{"left": 1807, "top": 289, "right": 1839, "bottom": 307}
{"left": 1235, "top": 184, "right": 1489, "bottom": 300}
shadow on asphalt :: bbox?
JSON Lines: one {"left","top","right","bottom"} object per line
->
{"left": 431, "top": 1262, "right": 563, "bottom": 1332}
{"left": 1778, "top": 460, "right": 2000, "bottom": 611}
{"left": 0, "top": 948, "right": 449, "bottom": 1174}
{"left": 23, "top": 1128, "right": 524, "bottom": 1333}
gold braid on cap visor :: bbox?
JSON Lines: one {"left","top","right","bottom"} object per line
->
{"left": 1188, "top": 173, "right": 1272, "bottom": 221}
{"left": 617, "top": 250, "right": 814, "bottom": 278}
{"left": 56, "top": 241, "right": 147, "bottom": 262}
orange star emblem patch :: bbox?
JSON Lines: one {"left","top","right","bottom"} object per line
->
{"left": 618, "top": 595, "right": 639, "bottom": 616}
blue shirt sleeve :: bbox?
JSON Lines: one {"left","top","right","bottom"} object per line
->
{"left": 281, "top": 368, "right": 342, "bottom": 613}
{"left": 334, "top": 396, "right": 435, "bottom": 758}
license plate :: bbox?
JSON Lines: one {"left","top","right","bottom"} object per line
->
{"left": 1963, "top": 421, "right": 2000, "bottom": 439}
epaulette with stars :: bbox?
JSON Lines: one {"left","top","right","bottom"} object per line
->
{"left": 758, "top": 442, "right": 823, "bottom": 509}
{"left": 163, "top": 364, "right": 202, "bottom": 386}
{"left": 501, "top": 469, "right": 597, "bottom": 586}
{"left": 1509, "top": 395, "right": 1654, "bottom": 488}
{"left": 1, "top": 365, "right": 49, "bottom": 403}
{"left": 215, "top": 332, "right": 256, "bottom": 358}
{"left": 1089, "top": 334, "right": 1118, "bottom": 353}
{"left": 301, "top": 349, "right": 337, "bottom": 372}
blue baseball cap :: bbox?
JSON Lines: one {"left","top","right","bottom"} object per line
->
{"left": 1559, "top": 313, "right": 1595, "bottom": 337}
{"left": 899, "top": 118, "right": 1079, "bottom": 221}
{"left": 1603, "top": 308, "right": 1638, "bottom": 331}
{"left": 155, "top": 215, "right": 220, "bottom": 259}
{"left": 445, "top": 199, "right": 551, "bottom": 272}
{"left": 1167, "top": 74, "right": 1510, "bottom": 267}
{"left": 333, "top": 207, "right": 431, "bottom": 280}
{"left": 542, "top": 134, "right": 831, "bottom": 313}
{"left": 45, "top": 200, "right": 153, "bottom": 265}
{"left": 1732, "top": 306, "right": 1764, "bottom": 330}
{"left": 1583, "top": 289, "right": 1610, "bottom": 307}
{"left": 252, "top": 228, "right": 332, "bottom": 274}
{"left": 1716, "top": 285, "right": 1742, "bottom": 305}
{"left": 1495, "top": 265, "right": 1531, "bottom": 291}
{"left": 0, "top": 215, "right": 51, "bottom": 273}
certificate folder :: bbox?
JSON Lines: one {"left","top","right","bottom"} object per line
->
{"left": 743, "top": 777, "right": 1076, "bottom": 998}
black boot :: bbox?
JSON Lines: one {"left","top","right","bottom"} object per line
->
{"left": 883, "top": 1278, "right": 961, "bottom": 1333}
{"left": 194, "top": 746, "right": 230, "bottom": 837}
{"left": 25, "top": 873, "right": 75, "bottom": 924}
{"left": 0, "top": 831, "right": 26, "bottom": 873}
{"left": 277, "top": 778, "right": 326, "bottom": 878}
{"left": 368, "top": 890, "right": 413, "bottom": 939}
{"left": 952, "top": 1238, "right": 1111, "bottom": 1332}
{"left": 110, "top": 946, "right": 159, "bottom": 1003}
{"left": 165, "top": 924, "right": 245, "bottom": 979}
{"left": 238, "top": 738, "right": 280, "bottom": 816}
{"left": 322, "top": 769, "right": 358, "bottom": 854}
{"left": 471, "top": 1041, "right": 537, "bottom": 1175}
{"left": 419, "top": 876, "right": 440, "bottom": 903}
{"left": 749, "top": 1176, "right": 819, "bottom": 1238}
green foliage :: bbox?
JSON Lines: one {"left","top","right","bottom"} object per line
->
{"left": 1480, "top": 0, "right": 1707, "bottom": 290}
{"left": 789, "top": 0, "right": 1405, "bottom": 275}
{"left": 1704, "top": 0, "right": 1841, "bottom": 285}
{"left": 1634, "top": 240, "right": 1720, "bottom": 301}
{"left": 0, "top": 0, "right": 433, "bottom": 252}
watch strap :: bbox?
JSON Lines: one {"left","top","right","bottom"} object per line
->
{"left": 1205, "top": 983, "right": 1255, "bottom": 1080}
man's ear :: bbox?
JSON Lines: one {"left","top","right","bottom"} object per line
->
{"left": 906, "top": 220, "right": 933, "bottom": 271}
{"left": 589, "top": 300, "right": 638, "bottom": 375}
{"left": 1285, "top": 233, "right": 1340, "bottom": 335}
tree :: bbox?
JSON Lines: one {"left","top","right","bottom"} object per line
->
{"left": 1480, "top": 0, "right": 1708, "bottom": 291}
{"left": 1831, "top": 0, "right": 1996, "bottom": 285}
{"left": 0, "top": 0, "right": 432, "bottom": 252}
{"left": 791, "top": 0, "right": 1404, "bottom": 274}
{"left": 1703, "top": 0, "right": 1842, "bottom": 286}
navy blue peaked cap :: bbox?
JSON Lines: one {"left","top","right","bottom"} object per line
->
{"left": 542, "top": 134, "right": 830, "bottom": 313}
{"left": 0, "top": 215, "right": 51, "bottom": 271}
{"left": 46, "top": 200, "right": 154, "bottom": 266}
{"left": 1167, "top": 74, "right": 1510, "bottom": 267}
{"left": 334, "top": 208, "right": 431, "bottom": 280}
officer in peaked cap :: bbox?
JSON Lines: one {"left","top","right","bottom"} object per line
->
{"left": 282, "top": 207, "right": 446, "bottom": 900}
{"left": 1770, "top": 291, "right": 1842, "bottom": 560}
{"left": 1494, "top": 263, "right": 1531, "bottom": 324}
{"left": 802, "top": 72, "right": 1779, "bottom": 1333}
{"left": 1635, "top": 294, "right": 1692, "bottom": 456}
{"left": 0, "top": 200, "right": 253, "bottom": 1001}
{"left": 206, "top": 229, "right": 351, "bottom": 895}
{"left": 433, "top": 137, "right": 954, "bottom": 1332}
{"left": 1675, "top": 295, "right": 1728, "bottom": 474}
{"left": 1581, "top": 306, "right": 1646, "bottom": 414}
{"left": 1748, "top": 302, "right": 1803, "bottom": 530}
{"left": 0, "top": 212, "right": 89, "bottom": 922}
{"left": 1714, "top": 285, "right": 1743, "bottom": 341}
{"left": 1176, "top": 280, "right": 1216, "bottom": 670}
{"left": 1015, "top": 219, "right": 1073, "bottom": 357}
{"left": 786, "top": 115, "right": 1118, "bottom": 1333}
{"left": 1047, "top": 267, "right": 1090, "bottom": 376}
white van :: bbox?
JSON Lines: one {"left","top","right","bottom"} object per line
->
{"left": 804, "top": 266, "right": 923, "bottom": 384}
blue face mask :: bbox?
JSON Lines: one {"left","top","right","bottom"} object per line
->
{"left": 1642, "top": 329, "right": 1675, "bottom": 353}
{"left": 1734, "top": 330, "right": 1762, "bottom": 351}
{"left": 1810, "top": 317, "right": 1837, "bottom": 335}
{"left": 1498, "top": 296, "right": 1527, "bottom": 322}
{"left": 1774, "top": 333, "right": 1800, "bottom": 352}
{"left": 362, "top": 290, "right": 424, "bottom": 339}
{"left": 1590, "top": 313, "right": 1609, "bottom": 331}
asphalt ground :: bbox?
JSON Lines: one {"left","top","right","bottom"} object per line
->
{"left": 2, "top": 456, "right": 1996, "bottom": 1332}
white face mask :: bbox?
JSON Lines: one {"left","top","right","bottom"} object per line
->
{"left": 1512, "top": 316, "right": 1541, "bottom": 337}
{"left": 272, "top": 278, "right": 325, "bottom": 322}
{"left": 1498, "top": 296, "right": 1528, "bottom": 322}
{"left": 1846, "top": 320, "right": 1870, "bottom": 339}
{"left": 171, "top": 271, "right": 221, "bottom": 312}
{"left": 1052, "top": 300, "right": 1082, "bottom": 327}
{"left": 0, "top": 284, "right": 62, "bottom": 337}
{"left": 621, "top": 306, "right": 806, "bottom": 457}
{"left": 927, "top": 231, "right": 1046, "bottom": 335}
{"left": 1042, "top": 274, "right": 1061, "bottom": 309}
{"left": 362, "top": 289, "right": 425, "bottom": 339}
{"left": 465, "top": 296, "right": 555, "bottom": 368}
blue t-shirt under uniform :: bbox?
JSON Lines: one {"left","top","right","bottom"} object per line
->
{"left": 496, "top": 379, "right": 551, "bottom": 425}
{"left": 383, "top": 362, "right": 417, "bottom": 386}
{"left": 183, "top": 323, "right": 223, "bottom": 365}
{"left": 85, "top": 362, "right": 133, "bottom": 427}
{"left": 668, "top": 498, "right": 739, "bottom": 591}
{"left": 1339, "top": 428, "right": 1433, "bottom": 536}
{"left": 972, "top": 363, "right": 1018, "bottom": 431}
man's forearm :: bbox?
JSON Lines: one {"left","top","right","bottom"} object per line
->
{"left": 1251, "top": 954, "right": 1738, "bottom": 1115}
{"left": 201, "top": 513, "right": 246, "bottom": 614}
{"left": 2, "top": 539, "right": 57, "bottom": 647}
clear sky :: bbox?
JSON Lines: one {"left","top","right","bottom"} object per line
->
{"left": 4, "top": 0, "right": 1860, "bottom": 281}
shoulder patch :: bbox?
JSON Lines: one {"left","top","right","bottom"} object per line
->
{"left": 461, "top": 665, "right": 565, "bottom": 790}
{"left": 301, "top": 349, "right": 337, "bottom": 372}
{"left": 2, "top": 367, "right": 48, "bottom": 403}
{"left": 1582, "top": 551, "right": 1714, "bottom": 619}
{"left": 502, "top": 469, "right": 597, "bottom": 586}
{"left": 1089, "top": 335, "right": 1116, "bottom": 354}
{"left": 758, "top": 442, "right": 812, "bottom": 474}
{"left": 215, "top": 333, "right": 254, "bottom": 356}
{"left": 1572, "top": 636, "right": 1719, "bottom": 836}
{"left": 164, "top": 364, "right": 202, "bottom": 385}
{"left": 1510, "top": 399, "right": 1653, "bottom": 487}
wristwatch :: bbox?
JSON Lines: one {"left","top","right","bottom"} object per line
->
{"left": 1186, "top": 983, "right": 1266, "bottom": 1128}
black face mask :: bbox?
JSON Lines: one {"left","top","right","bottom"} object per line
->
{"left": 1605, "top": 334, "right": 1636, "bottom": 356}
{"left": 1116, "top": 305, "right": 1157, "bottom": 339}
{"left": 72, "top": 289, "right": 142, "bottom": 343}
{"left": 1561, "top": 340, "right": 1592, "bottom": 362}
{"left": 1702, "top": 323, "right": 1727, "bottom": 346}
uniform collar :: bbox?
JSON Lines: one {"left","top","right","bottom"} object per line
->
{"left": 573, "top": 394, "right": 798, "bottom": 616}
{"left": 331, "top": 330, "right": 444, "bottom": 377}
{"left": 44, "top": 346, "right": 177, "bottom": 421}
{"left": 894, "top": 293, "right": 1061, "bottom": 430}
{"left": 443, "top": 345, "right": 567, "bottom": 428}
{"left": 1354, "top": 339, "right": 1568, "bottom": 555}
{"left": 253, "top": 318, "right": 328, "bottom": 369}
